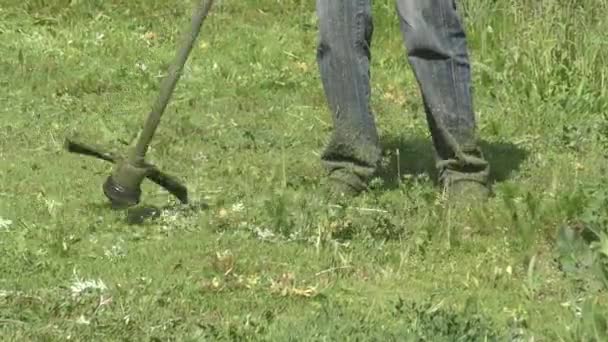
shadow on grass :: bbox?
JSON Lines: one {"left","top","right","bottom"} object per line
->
{"left": 377, "top": 135, "right": 529, "bottom": 189}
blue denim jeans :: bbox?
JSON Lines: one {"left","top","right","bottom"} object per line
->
{"left": 316, "top": 0, "right": 490, "bottom": 191}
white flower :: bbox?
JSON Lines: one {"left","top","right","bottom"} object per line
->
{"left": 136, "top": 62, "right": 148, "bottom": 72}
{"left": 104, "top": 244, "right": 126, "bottom": 259}
{"left": 70, "top": 276, "right": 107, "bottom": 298}
{"left": 251, "top": 226, "right": 275, "bottom": 240}
{"left": 231, "top": 202, "right": 245, "bottom": 213}
{"left": 0, "top": 217, "right": 12, "bottom": 231}
{"left": 75, "top": 315, "right": 91, "bottom": 325}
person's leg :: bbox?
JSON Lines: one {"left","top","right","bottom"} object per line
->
{"left": 315, "top": 0, "right": 381, "bottom": 196}
{"left": 396, "top": 0, "right": 490, "bottom": 199}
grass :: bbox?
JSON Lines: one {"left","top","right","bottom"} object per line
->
{"left": 1, "top": 0, "right": 608, "bottom": 340}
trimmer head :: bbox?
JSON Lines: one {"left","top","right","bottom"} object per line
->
{"left": 103, "top": 175, "right": 143, "bottom": 208}
{"left": 65, "top": 138, "right": 188, "bottom": 208}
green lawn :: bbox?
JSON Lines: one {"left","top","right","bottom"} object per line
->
{"left": 1, "top": 0, "right": 607, "bottom": 340}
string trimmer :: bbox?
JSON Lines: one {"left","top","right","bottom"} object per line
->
{"left": 65, "top": 0, "right": 215, "bottom": 209}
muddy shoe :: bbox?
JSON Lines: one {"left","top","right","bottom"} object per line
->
{"left": 444, "top": 180, "right": 491, "bottom": 205}
{"left": 328, "top": 178, "right": 361, "bottom": 200}
{"left": 325, "top": 169, "right": 367, "bottom": 201}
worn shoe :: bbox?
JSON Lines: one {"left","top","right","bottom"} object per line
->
{"left": 328, "top": 178, "right": 361, "bottom": 200}
{"left": 325, "top": 169, "right": 367, "bottom": 201}
{"left": 443, "top": 180, "right": 491, "bottom": 204}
